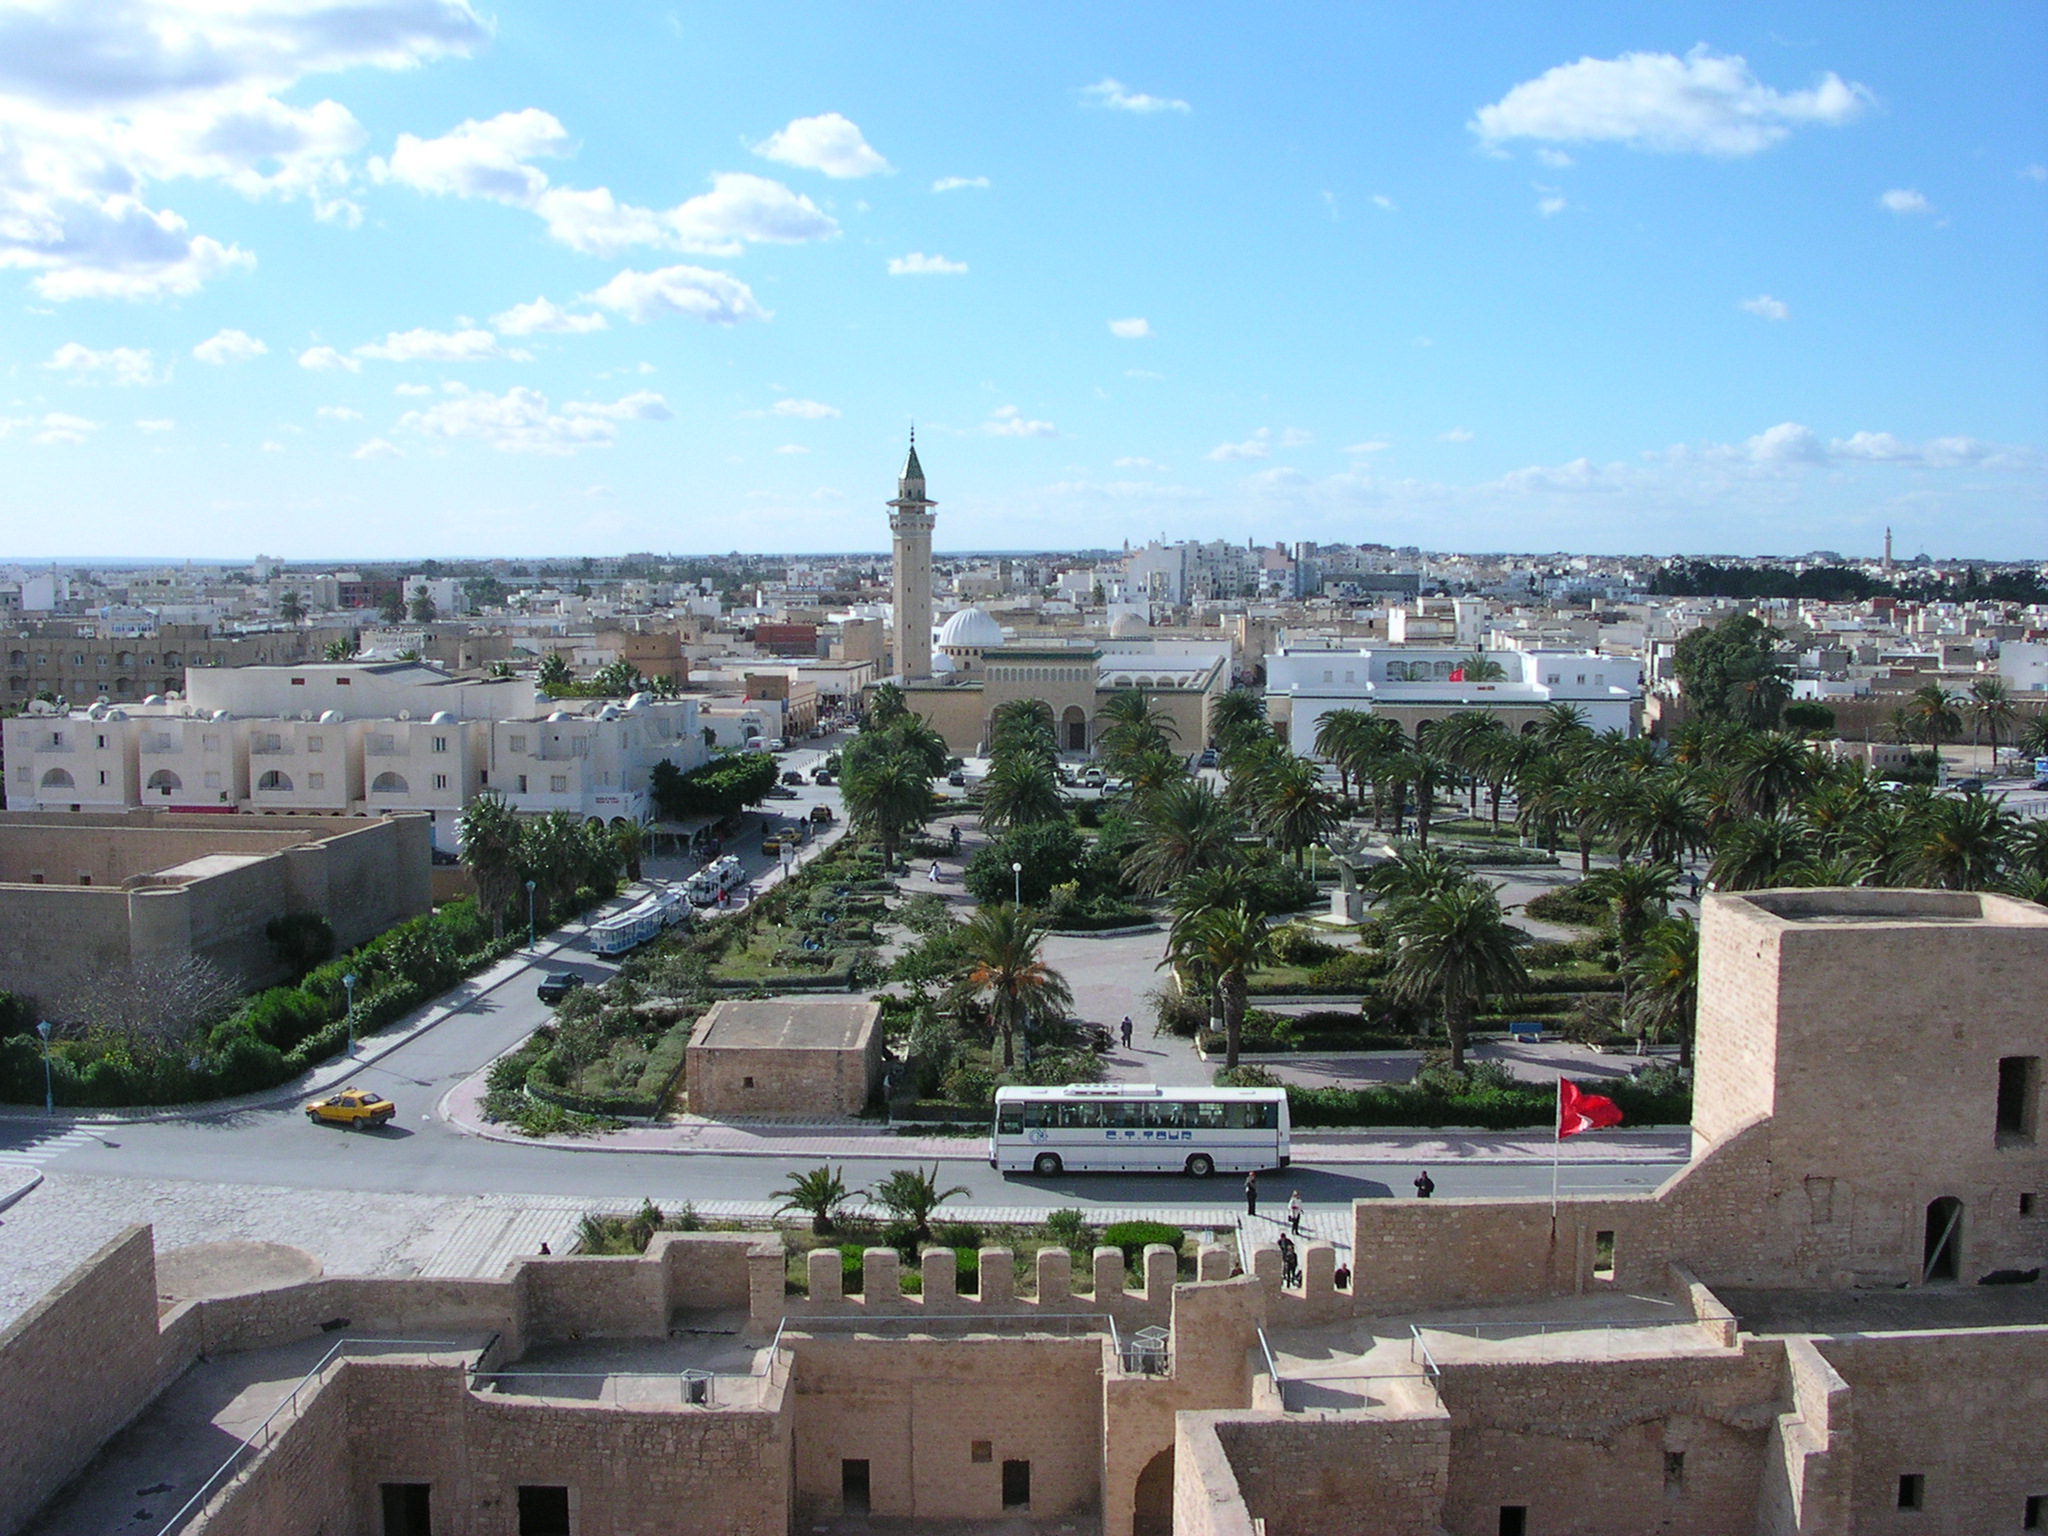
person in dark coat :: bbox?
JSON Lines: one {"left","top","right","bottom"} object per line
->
{"left": 1245, "top": 1170, "right": 1259, "bottom": 1217}
{"left": 1413, "top": 1169, "right": 1436, "bottom": 1199}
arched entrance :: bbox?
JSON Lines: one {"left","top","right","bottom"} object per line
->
{"left": 1062, "top": 705, "right": 1088, "bottom": 753}
{"left": 146, "top": 769, "right": 182, "bottom": 798}
{"left": 1133, "top": 1447, "right": 1174, "bottom": 1536}
{"left": 1923, "top": 1196, "right": 1963, "bottom": 1282}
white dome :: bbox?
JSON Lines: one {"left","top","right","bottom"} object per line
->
{"left": 429, "top": 710, "right": 455, "bottom": 724}
{"left": 936, "top": 607, "right": 1006, "bottom": 651}
{"left": 929, "top": 650, "right": 957, "bottom": 675}
{"left": 1109, "top": 611, "right": 1149, "bottom": 638}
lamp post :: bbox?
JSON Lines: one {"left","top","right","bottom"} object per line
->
{"left": 1012, "top": 860, "right": 1023, "bottom": 907}
{"left": 525, "top": 879, "right": 537, "bottom": 948}
{"left": 341, "top": 973, "right": 358, "bottom": 1057}
{"left": 35, "top": 1020, "right": 52, "bottom": 1114}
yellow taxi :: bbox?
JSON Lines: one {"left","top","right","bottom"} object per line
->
{"left": 304, "top": 1086, "right": 396, "bottom": 1129}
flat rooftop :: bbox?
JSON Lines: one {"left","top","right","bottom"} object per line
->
{"left": 1720, "top": 1282, "right": 2048, "bottom": 1335}
{"left": 1731, "top": 888, "right": 2048, "bottom": 928}
{"left": 692, "top": 997, "right": 881, "bottom": 1052}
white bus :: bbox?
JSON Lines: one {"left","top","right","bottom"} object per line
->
{"left": 990, "top": 1083, "right": 1290, "bottom": 1179}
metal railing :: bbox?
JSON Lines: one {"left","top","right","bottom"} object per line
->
{"left": 470, "top": 1316, "right": 792, "bottom": 1409}
{"left": 159, "top": 1336, "right": 484, "bottom": 1535}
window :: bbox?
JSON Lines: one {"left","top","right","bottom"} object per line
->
{"left": 335, "top": 676, "right": 350, "bottom": 686}
{"left": 202, "top": 733, "right": 220, "bottom": 751}
{"left": 381, "top": 1483, "right": 432, "bottom": 1536}
{"left": 517, "top": 1486, "right": 570, "bottom": 1536}
{"left": 2024, "top": 1194, "right": 2038, "bottom": 1217}
{"left": 49, "top": 731, "right": 62, "bottom": 747}
{"left": 1593, "top": 1230, "right": 1616, "bottom": 1281}
{"left": 1664, "top": 1450, "right": 1685, "bottom": 1489}
{"left": 550, "top": 774, "right": 568, "bottom": 793}
{"left": 970, "top": 1440, "right": 992, "bottom": 1464}
{"left": 98, "top": 769, "right": 107, "bottom": 786}
{"left": 96, "top": 734, "right": 107, "bottom": 749}
{"left": 1002, "top": 1460, "right": 1031, "bottom": 1510}
{"left": 1897, "top": 1473, "right": 1924, "bottom": 1510}
{"left": 307, "top": 772, "right": 325, "bottom": 790}
{"left": 517, "top": 774, "right": 529, "bottom": 794}
{"left": 290, "top": 677, "right": 305, "bottom": 686}
{"left": 1997, "top": 1056, "right": 2038, "bottom": 1144}
{"left": 1499, "top": 1510, "right": 1527, "bottom": 1536}
{"left": 433, "top": 773, "right": 449, "bottom": 791}
{"left": 510, "top": 734, "right": 528, "bottom": 753}
{"left": 742, "top": 1076, "right": 755, "bottom": 1089}
{"left": 306, "top": 735, "right": 323, "bottom": 752}
{"left": 432, "top": 736, "right": 448, "bottom": 753}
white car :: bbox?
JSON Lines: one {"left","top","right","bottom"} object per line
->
{"left": 767, "top": 738, "right": 787, "bottom": 752}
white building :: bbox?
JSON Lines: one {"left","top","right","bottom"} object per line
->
{"left": 1266, "top": 645, "right": 1643, "bottom": 753}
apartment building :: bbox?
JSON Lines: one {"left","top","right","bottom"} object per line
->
{"left": 486, "top": 696, "right": 706, "bottom": 823}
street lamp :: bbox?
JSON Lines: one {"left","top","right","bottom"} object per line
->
{"left": 525, "top": 879, "right": 537, "bottom": 948}
{"left": 35, "top": 1020, "right": 52, "bottom": 1114}
{"left": 1012, "top": 860, "right": 1023, "bottom": 907}
{"left": 341, "top": 973, "right": 358, "bottom": 1056}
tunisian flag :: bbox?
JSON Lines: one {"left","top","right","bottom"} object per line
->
{"left": 1557, "top": 1079, "right": 1624, "bottom": 1139}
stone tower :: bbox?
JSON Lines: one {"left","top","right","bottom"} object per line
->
{"left": 887, "top": 434, "right": 936, "bottom": 681}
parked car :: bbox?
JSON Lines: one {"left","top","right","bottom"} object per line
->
{"left": 1949, "top": 777, "right": 1985, "bottom": 794}
{"left": 2032, "top": 778, "right": 2048, "bottom": 792}
{"left": 812, "top": 767, "right": 835, "bottom": 785}
{"left": 782, "top": 770, "right": 806, "bottom": 786}
{"left": 536, "top": 971, "right": 585, "bottom": 1004}
{"left": 1876, "top": 780, "right": 1906, "bottom": 793}
{"left": 765, "top": 784, "right": 799, "bottom": 799}
{"left": 305, "top": 1087, "right": 395, "bottom": 1129}
{"left": 947, "top": 769, "right": 967, "bottom": 786}
{"left": 809, "top": 804, "right": 836, "bottom": 824}
{"left": 761, "top": 833, "right": 786, "bottom": 855}
{"left": 1081, "top": 767, "right": 1106, "bottom": 788}
{"left": 767, "top": 738, "right": 787, "bottom": 752}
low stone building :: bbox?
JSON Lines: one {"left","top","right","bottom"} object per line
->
{"left": 686, "top": 997, "right": 882, "bottom": 1118}
{"left": 0, "top": 808, "right": 431, "bottom": 1017}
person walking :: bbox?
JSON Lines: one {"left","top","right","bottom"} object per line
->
{"left": 1244, "top": 1170, "right": 1259, "bottom": 1218}
{"left": 1120, "top": 1015, "right": 1134, "bottom": 1049}
{"left": 1287, "top": 1192, "right": 1303, "bottom": 1234}
{"left": 929, "top": 861, "right": 943, "bottom": 884}
{"left": 1277, "top": 1232, "right": 1300, "bottom": 1287}
{"left": 1413, "top": 1169, "right": 1436, "bottom": 1199}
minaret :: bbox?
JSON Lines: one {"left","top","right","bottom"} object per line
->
{"left": 1883, "top": 526, "right": 1894, "bottom": 575}
{"left": 887, "top": 432, "right": 936, "bottom": 681}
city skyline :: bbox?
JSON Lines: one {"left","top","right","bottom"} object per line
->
{"left": 1, "top": 2, "right": 2044, "bottom": 561}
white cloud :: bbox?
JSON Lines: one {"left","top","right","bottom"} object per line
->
{"left": 981, "top": 405, "right": 1056, "bottom": 438}
{"left": 771, "top": 398, "right": 839, "bottom": 419}
{"left": 260, "top": 439, "right": 285, "bottom": 453}
{"left": 888, "top": 251, "right": 967, "bottom": 276}
{"left": 1471, "top": 46, "right": 1869, "bottom": 157}
{"left": 1279, "top": 427, "right": 1313, "bottom": 448}
{"left": 583, "top": 264, "right": 769, "bottom": 325}
{"left": 1537, "top": 193, "right": 1568, "bottom": 217}
{"left": 393, "top": 382, "right": 433, "bottom": 396}
{"left": 352, "top": 436, "right": 402, "bottom": 460}
{"left": 29, "top": 411, "right": 97, "bottom": 445}
{"left": 353, "top": 327, "right": 526, "bottom": 363}
{"left": 317, "top": 405, "right": 363, "bottom": 421}
{"left": 776, "top": 443, "right": 809, "bottom": 455}
{"left": 932, "top": 176, "right": 989, "bottom": 193}
{"left": 134, "top": 417, "right": 173, "bottom": 432}
{"left": 1125, "top": 368, "right": 1163, "bottom": 380}
{"left": 1535, "top": 148, "right": 1575, "bottom": 168}
{"left": 1745, "top": 421, "right": 1826, "bottom": 466}
{"left": 1738, "top": 293, "right": 1790, "bottom": 320}
{"left": 491, "top": 297, "right": 607, "bottom": 335}
{"left": 0, "top": 0, "right": 487, "bottom": 300}
{"left": 1878, "top": 188, "right": 1930, "bottom": 215}
{"left": 1082, "top": 78, "right": 1191, "bottom": 115}
{"left": 1114, "top": 456, "right": 1169, "bottom": 471}
{"left": 1439, "top": 427, "right": 1474, "bottom": 443}
{"left": 1371, "top": 193, "right": 1395, "bottom": 210}
{"left": 398, "top": 383, "right": 672, "bottom": 454}
{"left": 377, "top": 113, "right": 838, "bottom": 257}
{"left": 192, "top": 328, "right": 267, "bottom": 364}
{"left": 297, "top": 345, "right": 359, "bottom": 373}
{"left": 2023, "top": 165, "right": 2047, "bottom": 183}
{"left": 1342, "top": 440, "right": 1389, "bottom": 455}
{"left": 751, "top": 113, "right": 891, "bottom": 178}
{"left": 1208, "top": 430, "right": 1272, "bottom": 462}
{"left": 45, "top": 342, "right": 155, "bottom": 384}
{"left": 1108, "top": 317, "right": 1151, "bottom": 339}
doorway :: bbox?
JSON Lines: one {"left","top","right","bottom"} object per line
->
{"left": 1133, "top": 1449, "right": 1175, "bottom": 1536}
{"left": 1002, "top": 1459, "right": 1032, "bottom": 1510}
{"left": 1063, "top": 707, "right": 1087, "bottom": 752}
{"left": 841, "top": 1459, "right": 870, "bottom": 1514}
{"left": 1923, "top": 1196, "right": 1963, "bottom": 1282}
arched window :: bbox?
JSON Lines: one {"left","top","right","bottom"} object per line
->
{"left": 146, "top": 769, "right": 182, "bottom": 796}
{"left": 7, "top": 651, "right": 22, "bottom": 667}
{"left": 162, "top": 651, "right": 181, "bottom": 667}
{"left": 116, "top": 651, "right": 134, "bottom": 667}
{"left": 114, "top": 677, "right": 134, "bottom": 695}
{"left": 257, "top": 769, "right": 293, "bottom": 792}
{"left": 370, "top": 771, "right": 410, "bottom": 795}
{"left": 39, "top": 768, "right": 74, "bottom": 790}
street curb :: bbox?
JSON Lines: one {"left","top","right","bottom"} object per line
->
{"left": 0, "top": 1168, "right": 43, "bottom": 1214}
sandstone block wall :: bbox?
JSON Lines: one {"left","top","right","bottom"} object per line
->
{"left": 1211, "top": 1415, "right": 1452, "bottom": 1536}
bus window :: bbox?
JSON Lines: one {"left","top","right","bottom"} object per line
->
{"left": 997, "top": 1106, "right": 1023, "bottom": 1135}
{"left": 1021, "top": 1102, "right": 1053, "bottom": 1129}
{"left": 1191, "top": 1102, "right": 1227, "bottom": 1130}
{"left": 1225, "top": 1103, "right": 1248, "bottom": 1129}
{"left": 1248, "top": 1103, "right": 1273, "bottom": 1130}
{"left": 1144, "top": 1101, "right": 1185, "bottom": 1129}
{"left": 1059, "top": 1102, "right": 1103, "bottom": 1129}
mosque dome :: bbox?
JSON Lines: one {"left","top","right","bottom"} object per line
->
{"left": 1108, "top": 611, "right": 1150, "bottom": 638}
{"left": 936, "top": 607, "right": 1006, "bottom": 651}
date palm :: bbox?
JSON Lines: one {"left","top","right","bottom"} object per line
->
{"left": 1255, "top": 751, "right": 1340, "bottom": 864}
{"left": 1582, "top": 861, "right": 1677, "bottom": 1018}
{"left": 1626, "top": 916, "right": 1699, "bottom": 1067}
{"left": 870, "top": 1164, "right": 972, "bottom": 1241}
{"left": 1312, "top": 708, "right": 1377, "bottom": 799}
{"left": 1122, "top": 778, "right": 1243, "bottom": 895}
{"left": 1728, "top": 732, "right": 1815, "bottom": 820}
{"left": 1620, "top": 774, "right": 1709, "bottom": 868}
{"left": 1967, "top": 677, "right": 2017, "bottom": 772}
{"left": 1904, "top": 793, "right": 2015, "bottom": 891}
{"left": 773, "top": 1164, "right": 856, "bottom": 1236}
{"left": 1708, "top": 816, "right": 1814, "bottom": 891}
{"left": 978, "top": 754, "right": 1064, "bottom": 833}
{"left": 1906, "top": 682, "right": 1962, "bottom": 752}
{"left": 1161, "top": 902, "right": 1277, "bottom": 1069}
{"left": 842, "top": 752, "right": 934, "bottom": 870}
{"left": 1208, "top": 688, "right": 1268, "bottom": 752}
{"left": 1384, "top": 883, "right": 1528, "bottom": 1071}
{"left": 456, "top": 789, "right": 525, "bottom": 939}
{"left": 1360, "top": 847, "right": 1471, "bottom": 906}
{"left": 955, "top": 903, "right": 1074, "bottom": 1069}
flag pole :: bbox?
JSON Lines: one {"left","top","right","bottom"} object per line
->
{"left": 1550, "top": 1076, "right": 1563, "bottom": 1234}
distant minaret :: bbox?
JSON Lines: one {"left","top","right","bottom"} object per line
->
{"left": 1883, "top": 526, "right": 1894, "bottom": 574}
{"left": 887, "top": 431, "right": 936, "bottom": 681}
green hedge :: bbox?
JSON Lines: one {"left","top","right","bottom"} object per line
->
{"left": 1101, "top": 1221, "right": 1185, "bottom": 1263}
{"left": 1283, "top": 1076, "right": 1690, "bottom": 1130}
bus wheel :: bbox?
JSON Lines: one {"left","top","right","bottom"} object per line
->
{"left": 1185, "top": 1154, "right": 1215, "bottom": 1179}
{"left": 1033, "top": 1153, "right": 1064, "bottom": 1177}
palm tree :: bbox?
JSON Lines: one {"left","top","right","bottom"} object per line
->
{"left": 1096, "top": 691, "right": 1179, "bottom": 774}
{"left": 1359, "top": 847, "right": 1471, "bottom": 906}
{"left": 278, "top": 589, "right": 307, "bottom": 626}
{"left": 1430, "top": 711, "right": 1508, "bottom": 816}
{"left": 455, "top": 789, "right": 525, "bottom": 939}
{"left": 1626, "top": 916, "right": 1699, "bottom": 1067}
{"left": 1967, "top": 677, "right": 2017, "bottom": 772}
{"left": 1208, "top": 688, "right": 1268, "bottom": 752}
{"left": 1582, "top": 861, "right": 1677, "bottom": 1018}
{"left": 612, "top": 819, "right": 644, "bottom": 883}
{"left": 1384, "top": 883, "right": 1528, "bottom": 1070}
{"left": 1728, "top": 732, "right": 1814, "bottom": 820}
{"left": 1620, "top": 774, "right": 1709, "bottom": 868}
{"left": 1122, "top": 778, "right": 1243, "bottom": 895}
{"left": 1906, "top": 682, "right": 1962, "bottom": 753}
{"left": 537, "top": 652, "right": 572, "bottom": 695}
{"left": 865, "top": 682, "right": 908, "bottom": 727}
{"left": 978, "top": 754, "right": 1065, "bottom": 832}
{"left": 842, "top": 753, "right": 934, "bottom": 870}
{"left": 1312, "top": 708, "right": 1377, "bottom": 799}
{"left": 2020, "top": 712, "right": 2048, "bottom": 762}
{"left": 989, "top": 698, "right": 1058, "bottom": 762}
{"left": 1905, "top": 794, "right": 2015, "bottom": 890}
{"left": 322, "top": 636, "right": 357, "bottom": 662}
{"left": 870, "top": 1164, "right": 972, "bottom": 1241}
{"left": 955, "top": 903, "right": 1074, "bottom": 1068}
{"left": 1708, "top": 817, "right": 1813, "bottom": 891}
{"left": 1161, "top": 902, "right": 1276, "bottom": 1069}
{"left": 1456, "top": 651, "right": 1507, "bottom": 682}
{"left": 773, "top": 1164, "right": 855, "bottom": 1235}
{"left": 1255, "top": 752, "right": 1339, "bottom": 864}
{"left": 1514, "top": 756, "right": 1573, "bottom": 857}
{"left": 1534, "top": 702, "right": 1592, "bottom": 754}
{"left": 1120, "top": 745, "right": 1190, "bottom": 799}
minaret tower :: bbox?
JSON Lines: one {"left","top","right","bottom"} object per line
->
{"left": 887, "top": 431, "right": 936, "bottom": 681}
{"left": 1883, "top": 526, "right": 1894, "bottom": 575}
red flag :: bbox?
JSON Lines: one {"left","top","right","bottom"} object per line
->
{"left": 1448, "top": 667, "right": 1464, "bottom": 681}
{"left": 1558, "top": 1079, "right": 1623, "bottom": 1138}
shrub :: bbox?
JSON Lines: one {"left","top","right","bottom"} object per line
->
{"left": 1214, "top": 1064, "right": 1283, "bottom": 1088}
{"left": 1525, "top": 884, "right": 1612, "bottom": 928}
{"left": 1101, "top": 1221, "right": 1184, "bottom": 1264}
{"left": 1153, "top": 987, "right": 1207, "bottom": 1038}
{"left": 1270, "top": 925, "right": 1341, "bottom": 966}
{"left": 1304, "top": 949, "right": 1389, "bottom": 991}
{"left": 1042, "top": 1209, "right": 1090, "bottom": 1247}
{"left": 933, "top": 1220, "right": 983, "bottom": 1250}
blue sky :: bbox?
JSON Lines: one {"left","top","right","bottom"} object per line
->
{"left": 2, "top": 1, "right": 2043, "bottom": 561}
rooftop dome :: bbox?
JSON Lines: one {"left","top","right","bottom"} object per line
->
{"left": 1108, "top": 611, "right": 1150, "bottom": 638}
{"left": 936, "top": 607, "right": 1006, "bottom": 651}
{"left": 429, "top": 710, "right": 455, "bottom": 724}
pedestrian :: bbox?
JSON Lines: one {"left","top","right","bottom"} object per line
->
{"left": 1414, "top": 1169, "right": 1436, "bottom": 1199}
{"left": 1120, "top": 1015, "right": 1134, "bottom": 1049}
{"left": 1277, "top": 1232, "right": 1300, "bottom": 1287}
{"left": 950, "top": 824, "right": 961, "bottom": 850}
{"left": 539, "top": 1242, "right": 551, "bottom": 1256}
{"left": 1333, "top": 1263, "right": 1351, "bottom": 1289}
{"left": 1287, "top": 1191, "right": 1303, "bottom": 1234}
{"left": 1244, "top": 1169, "right": 1259, "bottom": 1218}
{"left": 929, "top": 861, "right": 943, "bottom": 883}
